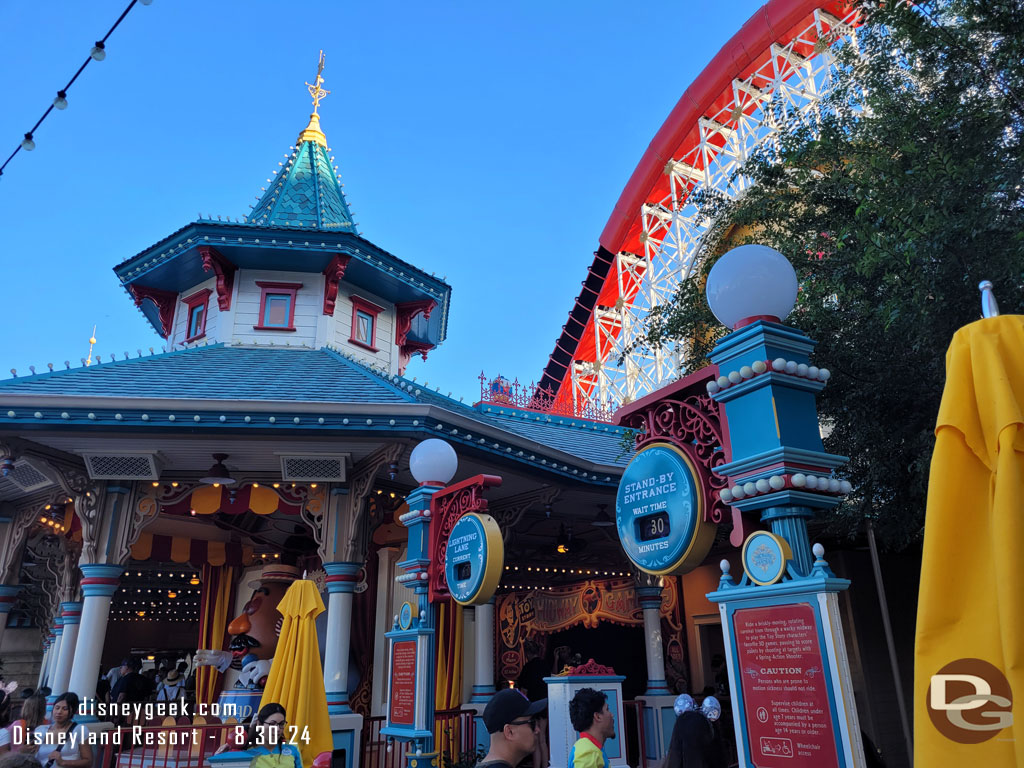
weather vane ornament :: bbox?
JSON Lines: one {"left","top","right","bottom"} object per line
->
{"left": 306, "top": 50, "right": 329, "bottom": 114}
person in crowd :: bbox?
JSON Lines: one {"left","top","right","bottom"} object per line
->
{"left": 0, "top": 694, "right": 46, "bottom": 754}
{"left": 664, "top": 694, "right": 725, "bottom": 768}
{"left": 102, "top": 663, "right": 122, "bottom": 696}
{"left": 155, "top": 665, "right": 186, "bottom": 704}
{"left": 94, "top": 674, "right": 109, "bottom": 706}
{"left": 568, "top": 688, "right": 615, "bottom": 768}
{"left": 244, "top": 703, "right": 302, "bottom": 768}
{"left": 32, "top": 693, "right": 91, "bottom": 768}
{"left": 0, "top": 752, "right": 42, "bottom": 768}
{"left": 110, "top": 658, "right": 150, "bottom": 724}
{"left": 140, "top": 669, "right": 157, "bottom": 699}
{"left": 476, "top": 689, "right": 547, "bottom": 768}
{"left": 516, "top": 641, "right": 550, "bottom": 768}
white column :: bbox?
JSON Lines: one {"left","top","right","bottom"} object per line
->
{"left": 37, "top": 641, "right": 52, "bottom": 688}
{"left": 68, "top": 565, "right": 122, "bottom": 708}
{"left": 50, "top": 602, "right": 83, "bottom": 696}
{"left": 45, "top": 621, "right": 64, "bottom": 697}
{"left": 323, "top": 562, "right": 360, "bottom": 714}
{"left": 462, "top": 607, "right": 476, "bottom": 704}
{"left": 636, "top": 586, "right": 669, "bottom": 695}
{"left": 470, "top": 599, "right": 495, "bottom": 702}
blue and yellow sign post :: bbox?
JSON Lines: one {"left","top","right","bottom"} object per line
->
{"left": 700, "top": 246, "right": 866, "bottom": 768}
{"left": 383, "top": 439, "right": 503, "bottom": 768}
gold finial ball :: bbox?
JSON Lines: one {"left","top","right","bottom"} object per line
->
{"left": 89, "top": 337, "right": 97, "bottom": 344}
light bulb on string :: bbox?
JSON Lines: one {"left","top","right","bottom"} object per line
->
{"left": 21, "top": 134, "right": 35, "bottom": 151}
{"left": 90, "top": 42, "right": 106, "bottom": 61}
{"left": 53, "top": 91, "right": 68, "bottom": 110}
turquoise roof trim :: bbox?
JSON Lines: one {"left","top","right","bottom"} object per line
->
{"left": 247, "top": 139, "right": 357, "bottom": 232}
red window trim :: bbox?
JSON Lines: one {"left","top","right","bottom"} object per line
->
{"left": 254, "top": 281, "right": 303, "bottom": 332}
{"left": 350, "top": 294, "right": 385, "bottom": 352}
{"left": 182, "top": 288, "right": 213, "bottom": 342}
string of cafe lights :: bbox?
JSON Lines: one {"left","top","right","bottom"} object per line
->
{"left": 0, "top": 0, "right": 153, "bottom": 179}
{"left": 505, "top": 565, "right": 632, "bottom": 578}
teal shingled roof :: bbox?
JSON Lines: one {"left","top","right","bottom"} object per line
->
{"left": 246, "top": 137, "right": 357, "bottom": 232}
{"left": 0, "top": 345, "right": 411, "bottom": 404}
{"left": 0, "top": 345, "right": 628, "bottom": 468}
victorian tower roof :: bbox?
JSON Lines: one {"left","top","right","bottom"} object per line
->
{"left": 246, "top": 52, "right": 357, "bottom": 232}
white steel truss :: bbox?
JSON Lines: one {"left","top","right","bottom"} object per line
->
{"left": 572, "top": 7, "right": 859, "bottom": 414}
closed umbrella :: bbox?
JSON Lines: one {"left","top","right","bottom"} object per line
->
{"left": 260, "top": 579, "right": 334, "bottom": 767}
{"left": 915, "top": 312, "right": 1024, "bottom": 766}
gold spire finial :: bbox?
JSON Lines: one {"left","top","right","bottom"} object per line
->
{"left": 298, "top": 51, "right": 330, "bottom": 147}
{"left": 86, "top": 325, "right": 97, "bottom": 367}
{"left": 306, "top": 50, "right": 330, "bottom": 115}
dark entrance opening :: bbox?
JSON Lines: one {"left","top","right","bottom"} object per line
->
{"left": 544, "top": 623, "right": 647, "bottom": 700}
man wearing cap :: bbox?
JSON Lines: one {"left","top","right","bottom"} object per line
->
{"left": 477, "top": 688, "right": 547, "bottom": 768}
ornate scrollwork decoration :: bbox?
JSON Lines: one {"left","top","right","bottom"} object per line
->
{"left": 428, "top": 474, "right": 502, "bottom": 602}
{"left": 619, "top": 370, "right": 729, "bottom": 526}
{"left": 49, "top": 464, "right": 102, "bottom": 564}
{"left": 300, "top": 485, "right": 327, "bottom": 556}
{"left": 1, "top": 503, "right": 42, "bottom": 584}
{"left": 488, "top": 486, "right": 562, "bottom": 545}
{"left": 340, "top": 443, "right": 406, "bottom": 564}
{"left": 111, "top": 484, "right": 158, "bottom": 566}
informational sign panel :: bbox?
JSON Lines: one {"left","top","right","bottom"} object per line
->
{"left": 732, "top": 603, "right": 839, "bottom": 767}
{"left": 615, "top": 442, "right": 714, "bottom": 574}
{"left": 389, "top": 640, "right": 417, "bottom": 726}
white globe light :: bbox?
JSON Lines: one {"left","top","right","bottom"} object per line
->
{"left": 706, "top": 245, "right": 799, "bottom": 330}
{"left": 409, "top": 438, "right": 458, "bottom": 485}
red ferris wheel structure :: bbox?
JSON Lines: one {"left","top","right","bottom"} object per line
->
{"left": 536, "top": 0, "right": 861, "bottom": 418}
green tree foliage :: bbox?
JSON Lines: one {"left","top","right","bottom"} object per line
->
{"left": 628, "top": 0, "right": 1024, "bottom": 549}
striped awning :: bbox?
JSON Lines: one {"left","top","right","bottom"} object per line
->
{"left": 131, "top": 532, "right": 253, "bottom": 566}
{"left": 162, "top": 485, "right": 302, "bottom": 516}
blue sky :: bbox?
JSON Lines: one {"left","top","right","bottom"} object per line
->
{"left": 0, "top": 0, "right": 765, "bottom": 401}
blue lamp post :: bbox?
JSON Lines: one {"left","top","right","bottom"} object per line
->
{"left": 382, "top": 439, "right": 458, "bottom": 768}
{"left": 704, "top": 245, "right": 867, "bottom": 768}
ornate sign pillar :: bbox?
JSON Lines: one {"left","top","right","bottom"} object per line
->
{"left": 383, "top": 439, "right": 501, "bottom": 768}
{"left": 702, "top": 246, "right": 865, "bottom": 768}
{"left": 382, "top": 482, "right": 442, "bottom": 766}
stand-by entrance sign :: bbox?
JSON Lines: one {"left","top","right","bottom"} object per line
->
{"left": 615, "top": 443, "right": 715, "bottom": 575}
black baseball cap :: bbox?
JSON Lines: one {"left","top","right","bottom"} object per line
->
{"left": 483, "top": 689, "right": 547, "bottom": 734}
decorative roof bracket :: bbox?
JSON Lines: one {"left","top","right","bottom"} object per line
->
{"left": 128, "top": 284, "right": 177, "bottom": 339}
{"left": 198, "top": 246, "right": 237, "bottom": 311}
{"left": 395, "top": 299, "right": 437, "bottom": 375}
{"left": 322, "top": 254, "right": 351, "bottom": 315}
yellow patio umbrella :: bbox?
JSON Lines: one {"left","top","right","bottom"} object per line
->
{"left": 260, "top": 579, "right": 334, "bottom": 767}
{"left": 915, "top": 313, "right": 1024, "bottom": 766}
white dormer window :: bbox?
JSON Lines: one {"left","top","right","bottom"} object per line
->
{"left": 254, "top": 281, "right": 303, "bottom": 332}
{"left": 350, "top": 295, "right": 384, "bottom": 352}
{"left": 182, "top": 288, "right": 212, "bottom": 342}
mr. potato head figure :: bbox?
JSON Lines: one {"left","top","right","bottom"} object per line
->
{"left": 195, "top": 564, "right": 300, "bottom": 689}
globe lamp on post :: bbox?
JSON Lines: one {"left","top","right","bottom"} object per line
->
{"left": 705, "top": 244, "right": 798, "bottom": 330}
{"left": 409, "top": 438, "right": 458, "bottom": 486}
